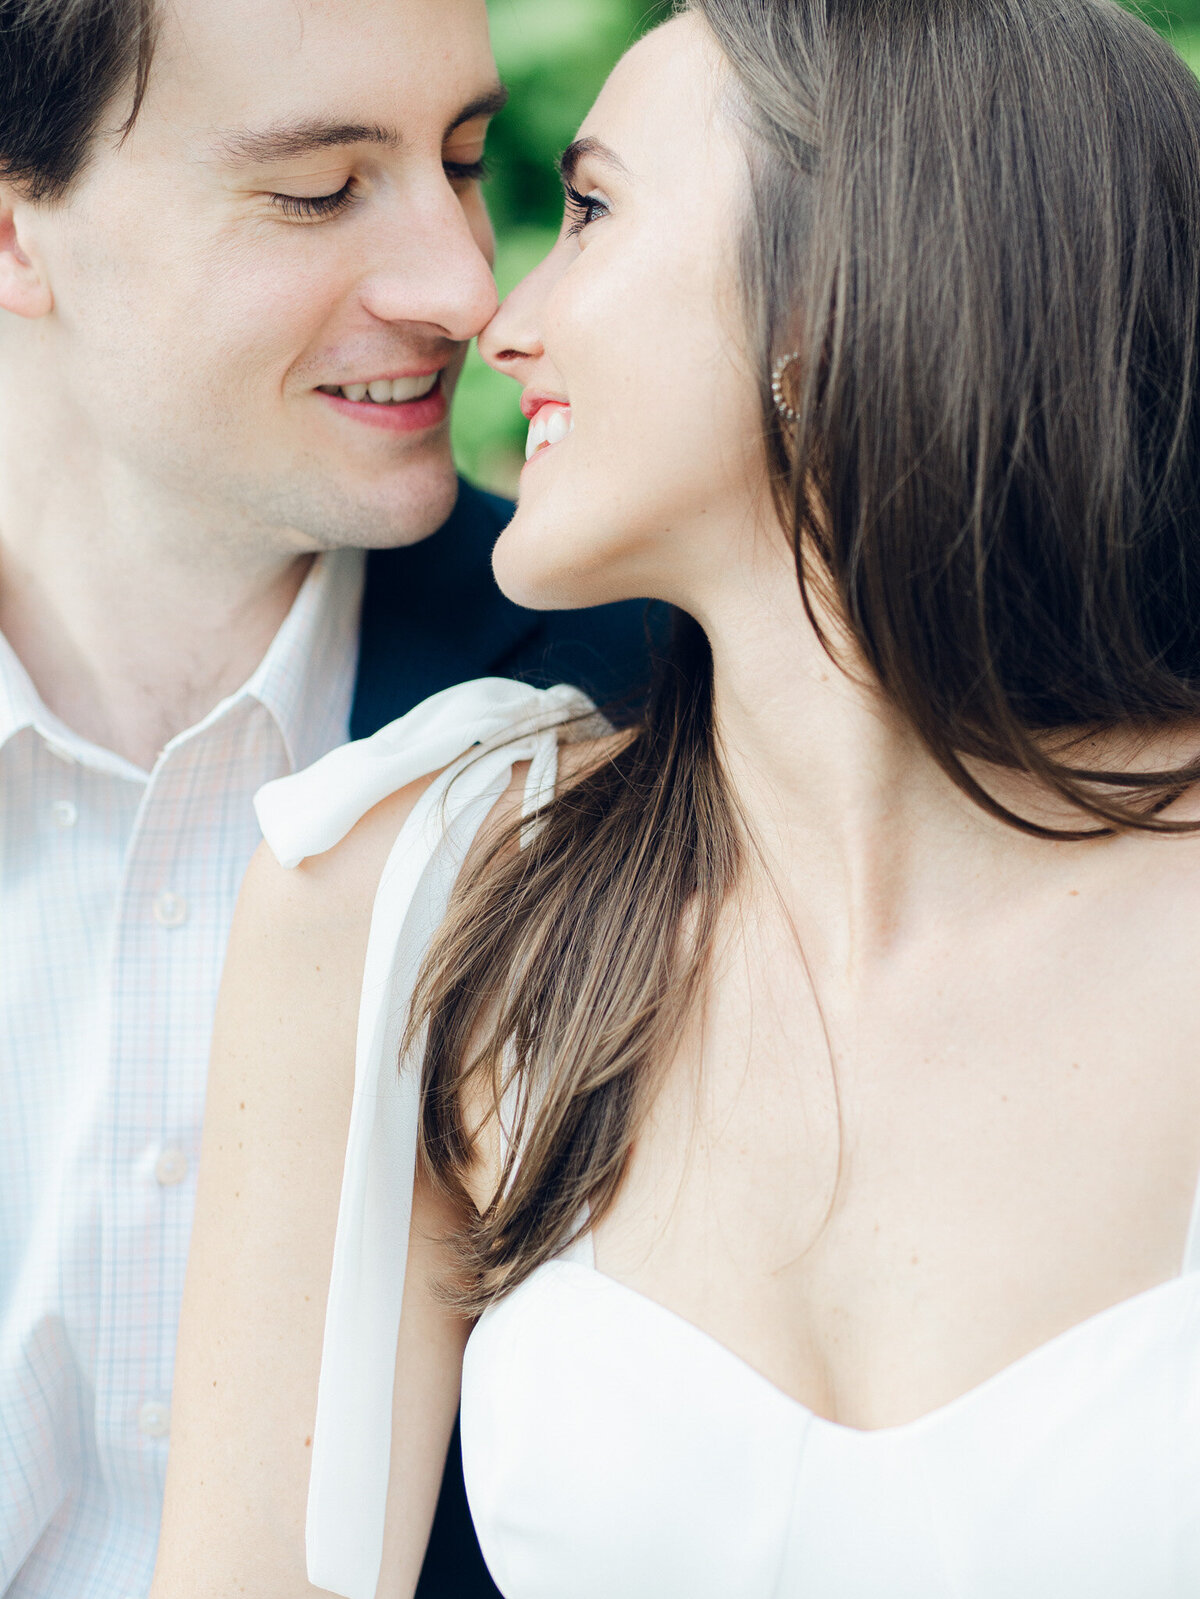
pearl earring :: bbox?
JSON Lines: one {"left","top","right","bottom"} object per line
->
{"left": 771, "top": 350, "right": 801, "bottom": 425}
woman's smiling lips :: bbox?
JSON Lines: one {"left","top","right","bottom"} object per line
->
{"left": 521, "top": 392, "right": 574, "bottom": 462}
{"left": 315, "top": 370, "right": 448, "bottom": 434}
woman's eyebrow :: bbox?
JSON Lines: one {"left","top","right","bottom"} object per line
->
{"left": 559, "top": 136, "right": 631, "bottom": 188}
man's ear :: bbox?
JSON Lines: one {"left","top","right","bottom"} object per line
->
{"left": 0, "top": 185, "right": 53, "bottom": 319}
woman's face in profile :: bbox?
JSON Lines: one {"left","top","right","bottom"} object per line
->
{"left": 481, "top": 13, "right": 769, "bottom": 617}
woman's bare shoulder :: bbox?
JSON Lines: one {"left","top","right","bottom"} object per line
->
{"left": 233, "top": 719, "right": 633, "bottom": 1000}
{"left": 236, "top": 772, "right": 442, "bottom": 973}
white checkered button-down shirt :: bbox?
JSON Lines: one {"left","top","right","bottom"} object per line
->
{"left": 0, "top": 547, "right": 364, "bottom": 1599}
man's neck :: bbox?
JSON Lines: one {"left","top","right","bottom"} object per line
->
{"left": 0, "top": 366, "right": 329, "bottom": 770}
{"left": 0, "top": 514, "right": 314, "bottom": 772}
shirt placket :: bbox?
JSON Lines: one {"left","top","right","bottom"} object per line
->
{"left": 93, "top": 700, "right": 287, "bottom": 1574}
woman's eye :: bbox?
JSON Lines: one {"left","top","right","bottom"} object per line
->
{"left": 563, "top": 181, "right": 610, "bottom": 239}
{"left": 268, "top": 180, "right": 358, "bottom": 221}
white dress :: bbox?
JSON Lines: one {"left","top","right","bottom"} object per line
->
{"left": 255, "top": 678, "right": 1200, "bottom": 1599}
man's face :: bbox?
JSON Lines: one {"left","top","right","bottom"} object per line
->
{"left": 27, "top": 0, "right": 501, "bottom": 552}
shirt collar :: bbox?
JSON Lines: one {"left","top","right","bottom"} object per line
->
{"left": 0, "top": 626, "right": 41, "bottom": 750}
{"left": 244, "top": 545, "right": 365, "bottom": 774}
{"left": 0, "top": 626, "right": 147, "bottom": 778}
{"left": 0, "top": 546, "right": 365, "bottom": 778}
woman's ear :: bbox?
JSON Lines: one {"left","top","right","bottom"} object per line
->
{"left": 0, "top": 186, "right": 53, "bottom": 319}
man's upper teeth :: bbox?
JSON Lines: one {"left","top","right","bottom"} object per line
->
{"left": 525, "top": 405, "right": 573, "bottom": 460}
{"left": 331, "top": 373, "right": 438, "bottom": 403}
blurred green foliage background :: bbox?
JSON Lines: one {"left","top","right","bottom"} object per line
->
{"left": 453, "top": 0, "right": 1200, "bottom": 497}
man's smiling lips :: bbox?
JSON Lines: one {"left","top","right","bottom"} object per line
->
{"left": 315, "top": 369, "right": 448, "bottom": 434}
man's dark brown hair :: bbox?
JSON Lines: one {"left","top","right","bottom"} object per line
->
{"left": 0, "top": 0, "right": 158, "bottom": 199}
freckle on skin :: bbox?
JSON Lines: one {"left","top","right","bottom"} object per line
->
{"left": 1068, "top": 890, "right": 1079, "bottom": 896}
{"left": 305, "top": 1436, "right": 312, "bottom": 1448}
{"left": 239, "top": 1102, "right": 245, "bottom": 1110}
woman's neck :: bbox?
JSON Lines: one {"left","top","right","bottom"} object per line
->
{"left": 695, "top": 527, "right": 1151, "bottom": 976}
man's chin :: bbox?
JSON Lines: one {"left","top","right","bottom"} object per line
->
{"left": 282, "top": 457, "right": 463, "bottom": 552}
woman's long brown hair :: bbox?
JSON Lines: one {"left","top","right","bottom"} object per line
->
{"left": 413, "top": 0, "right": 1200, "bottom": 1313}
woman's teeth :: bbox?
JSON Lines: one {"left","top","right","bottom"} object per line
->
{"left": 319, "top": 373, "right": 439, "bottom": 404}
{"left": 525, "top": 406, "right": 574, "bottom": 460}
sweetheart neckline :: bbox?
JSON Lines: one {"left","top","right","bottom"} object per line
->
{"left": 485, "top": 1258, "right": 1200, "bottom": 1439}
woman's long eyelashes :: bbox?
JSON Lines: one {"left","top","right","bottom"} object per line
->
{"left": 563, "top": 180, "right": 610, "bottom": 237}
{"left": 269, "top": 180, "right": 358, "bottom": 221}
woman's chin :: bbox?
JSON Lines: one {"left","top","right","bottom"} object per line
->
{"left": 491, "top": 514, "right": 637, "bottom": 613}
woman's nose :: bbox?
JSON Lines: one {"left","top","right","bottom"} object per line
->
{"left": 479, "top": 253, "right": 556, "bottom": 381}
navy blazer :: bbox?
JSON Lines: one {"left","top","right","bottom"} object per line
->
{"left": 351, "top": 478, "right": 658, "bottom": 739}
{"left": 350, "top": 479, "right": 659, "bottom": 1599}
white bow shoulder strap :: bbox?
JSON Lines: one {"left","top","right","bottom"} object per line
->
{"left": 254, "top": 677, "right": 593, "bottom": 1599}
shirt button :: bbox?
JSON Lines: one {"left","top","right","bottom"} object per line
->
{"left": 51, "top": 799, "right": 78, "bottom": 829}
{"left": 153, "top": 890, "right": 189, "bottom": 928}
{"left": 154, "top": 1146, "right": 189, "bottom": 1187}
{"left": 137, "top": 1400, "right": 171, "bottom": 1439}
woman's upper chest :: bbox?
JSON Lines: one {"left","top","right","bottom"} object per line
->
{"left": 591, "top": 877, "right": 1200, "bottom": 1430}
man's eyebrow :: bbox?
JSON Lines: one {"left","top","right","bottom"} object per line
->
{"left": 210, "top": 84, "right": 509, "bottom": 167}
{"left": 211, "top": 121, "right": 401, "bottom": 165}
{"left": 446, "top": 84, "right": 509, "bottom": 137}
{"left": 559, "top": 137, "right": 631, "bottom": 188}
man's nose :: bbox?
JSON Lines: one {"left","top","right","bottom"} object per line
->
{"left": 358, "top": 182, "right": 498, "bottom": 342}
